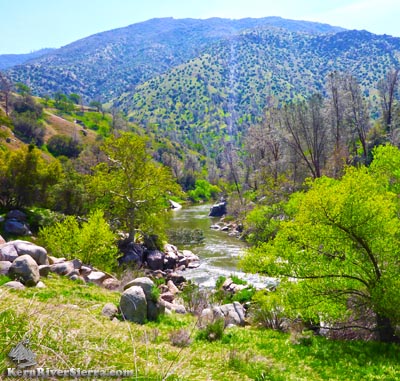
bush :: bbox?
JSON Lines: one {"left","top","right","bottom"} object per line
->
{"left": 196, "top": 318, "right": 225, "bottom": 342}
{"left": 47, "top": 134, "right": 82, "bottom": 158}
{"left": 39, "top": 210, "right": 118, "bottom": 272}
{"left": 188, "top": 179, "right": 221, "bottom": 202}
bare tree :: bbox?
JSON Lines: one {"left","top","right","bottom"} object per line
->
{"left": 344, "top": 75, "right": 370, "bottom": 164}
{"left": 378, "top": 68, "right": 399, "bottom": 133}
{"left": 281, "top": 94, "right": 328, "bottom": 178}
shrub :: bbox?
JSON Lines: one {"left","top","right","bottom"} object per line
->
{"left": 196, "top": 318, "right": 225, "bottom": 342}
{"left": 47, "top": 134, "right": 82, "bottom": 158}
{"left": 188, "top": 179, "right": 221, "bottom": 202}
{"left": 39, "top": 210, "right": 118, "bottom": 272}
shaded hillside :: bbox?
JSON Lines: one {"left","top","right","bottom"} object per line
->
{"left": 117, "top": 29, "right": 400, "bottom": 151}
{"left": 0, "top": 49, "right": 55, "bottom": 70}
{"left": 5, "top": 17, "right": 344, "bottom": 101}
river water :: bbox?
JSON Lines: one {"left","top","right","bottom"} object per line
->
{"left": 167, "top": 204, "right": 276, "bottom": 289}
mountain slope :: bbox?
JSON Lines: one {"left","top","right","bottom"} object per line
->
{"left": 5, "top": 17, "right": 344, "bottom": 101}
{"left": 116, "top": 29, "right": 400, "bottom": 150}
{"left": 0, "top": 49, "right": 55, "bottom": 70}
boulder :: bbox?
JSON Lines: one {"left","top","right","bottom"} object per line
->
{"left": 159, "top": 299, "right": 186, "bottom": 314}
{"left": 167, "top": 272, "right": 186, "bottom": 286}
{"left": 160, "top": 291, "right": 174, "bottom": 303}
{"left": 118, "top": 242, "right": 146, "bottom": 267}
{"left": 4, "top": 220, "right": 31, "bottom": 236}
{"left": 6, "top": 210, "right": 27, "bottom": 221}
{"left": 146, "top": 250, "right": 165, "bottom": 271}
{"left": 3, "top": 281, "right": 25, "bottom": 290}
{"left": 86, "top": 271, "right": 107, "bottom": 285}
{"left": 102, "top": 303, "right": 119, "bottom": 319}
{"left": 199, "top": 302, "right": 246, "bottom": 327}
{"left": 13, "top": 240, "right": 48, "bottom": 265}
{"left": 209, "top": 202, "right": 227, "bottom": 217}
{"left": 9, "top": 255, "right": 40, "bottom": 286}
{"left": 0, "top": 261, "right": 11, "bottom": 275}
{"left": 0, "top": 235, "right": 5, "bottom": 245}
{"left": 80, "top": 265, "right": 92, "bottom": 276}
{"left": 0, "top": 243, "right": 19, "bottom": 262}
{"left": 169, "top": 199, "right": 182, "bottom": 210}
{"left": 147, "top": 300, "right": 165, "bottom": 321}
{"left": 36, "top": 281, "right": 46, "bottom": 288}
{"left": 102, "top": 278, "right": 120, "bottom": 290}
{"left": 50, "top": 261, "right": 75, "bottom": 276}
{"left": 167, "top": 280, "right": 180, "bottom": 295}
{"left": 38, "top": 265, "right": 50, "bottom": 277}
{"left": 123, "top": 277, "right": 154, "bottom": 299}
{"left": 120, "top": 286, "right": 147, "bottom": 324}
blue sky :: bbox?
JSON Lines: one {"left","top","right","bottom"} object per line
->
{"left": 1, "top": 0, "right": 399, "bottom": 54}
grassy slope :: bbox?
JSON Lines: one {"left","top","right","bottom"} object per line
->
{"left": 1, "top": 275, "right": 399, "bottom": 381}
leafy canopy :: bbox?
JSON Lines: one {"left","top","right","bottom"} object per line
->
{"left": 89, "top": 132, "right": 182, "bottom": 242}
{"left": 242, "top": 145, "right": 400, "bottom": 341}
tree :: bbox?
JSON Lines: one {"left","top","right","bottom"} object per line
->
{"left": 47, "top": 134, "right": 82, "bottom": 158}
{"left": 281, "top": 94, "right": 328, "bottom": 178}
{"left": 0, "top": 145, "right": 62, "bottom": 208}
{"left": 242, "top": 146, "right": 400, "bottom": 342}
{"left": 89, "top": 132, "right": 182, "bottom": 242}
{"left": 378, "top": 68, "right": 399, "bottom": 133}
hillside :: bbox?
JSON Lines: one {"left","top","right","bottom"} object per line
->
{"left": 5, "top": 17, "right": 344, "bottom": 102}
{"left": 0, "top": 49, "right": 55, "bottom": 70}
{"left": 117, "top": 29, "right": 400, "bottom": 151}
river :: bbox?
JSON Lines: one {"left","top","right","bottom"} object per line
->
{"left": 167, "top": 204, "right": 276, "bottom": 289}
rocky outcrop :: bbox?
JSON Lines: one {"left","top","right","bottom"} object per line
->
{"left": 169, "top": 199, "right": 182, "bottom": 210}
{"left": 146, "top": 250, "right": 165, "bottom": 271}
{"left": 9, "top": 254, "right": 40, "bottom": 286}
{"left": 209, "top": 202, "right": 227, "bottom": 217}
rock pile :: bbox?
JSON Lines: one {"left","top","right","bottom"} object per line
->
{"left": 118, "top": 242, "right": 200, "bottom": 271}
{"left": 0, "top": 239, "right": 120, "bottom": 290}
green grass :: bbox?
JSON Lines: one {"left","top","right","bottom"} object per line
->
{"left": 0, "top": 274, "right": 399, "bottom": 380}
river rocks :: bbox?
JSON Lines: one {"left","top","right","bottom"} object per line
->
{"left": 0, "top": 261, "right": 12, "bottom": 275}
{"left": 200, "top": 302, "right": 246, "bottom": 327}
{"left": 4, "top": 219, "right": 31, "bottom": 236}
{"left": 86, "top": 271, "right": 108, "bottom": 285}
{"left": 102, "top": 302, "right": 119, "bottom": 319}
{"left": 38, "top": 265, "right": 50, "bottom": 277}
{"left": 120, "top": 286, "right": 148, "bottom": 324}
{"left": 146, "top": 250, "right": 165, "bottom": 271}
{"left": 102, "top": 278, "right": 120, "bottom": 290}
{"left": 159, "top": 298, "right": 186, "bottom": 314}
{"left": 169, "top": 199, "right": 182, "bottom": 210}
{"left": 13, "top": 240, "right": 48, "bottom": 265}
{"left": 222, "top": 277, "right": 249, "bottom": 294}
{"left": 9, "top": 255, "right": 40, "bottom": 286}
{"left": 117, "top": 242, "right": 146, "bottom": 267}
{"left": 209, "top": 201, "right": 227, "bottom": 217}
{"left": 0, "top": 243, "right": 19, "bottom": 262}
{"left": 3, "top": 280, "right": 25, "bottom": 290}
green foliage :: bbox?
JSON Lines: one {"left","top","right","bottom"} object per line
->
{"left": 0, "top": 145, "right": 62, "bottom": 209}
{"left": 89, "top": 132, "right": 183, "bottom": 242}
{"left": 187, "top": 179, "right": 221, "bottom": 202}
{"left": 150, "top": 284, "right": 161, "bottom": 303}
{"left": 47, "top": 134, "right": 82, "bottom": 158}
{"left": 242, "top": 146, "right": 400, "bottom": 341}
{"left": 166, "top": 227, "right": 205, "bottom": 245}
{"left": 196, "top": 318, "right": 225, "bottom": 342}
{"left": 39, "top": 210, "right": 118, "bottom": 272}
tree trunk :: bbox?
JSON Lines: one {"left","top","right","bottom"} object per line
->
{"left": 376, "top": 314, "right": 398, "bottom": 343}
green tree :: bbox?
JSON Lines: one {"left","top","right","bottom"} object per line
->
{"left": 242, "top": 149, "right": 400, "bottom": 342}
{"left": 47, "top": 134, "right": 82, "bottom": 158}
{"left": 0, "top": 145, "right": 62, "bottom": 208}
{"left": 89, "top": 132, "right": 182, "bottom": 242}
